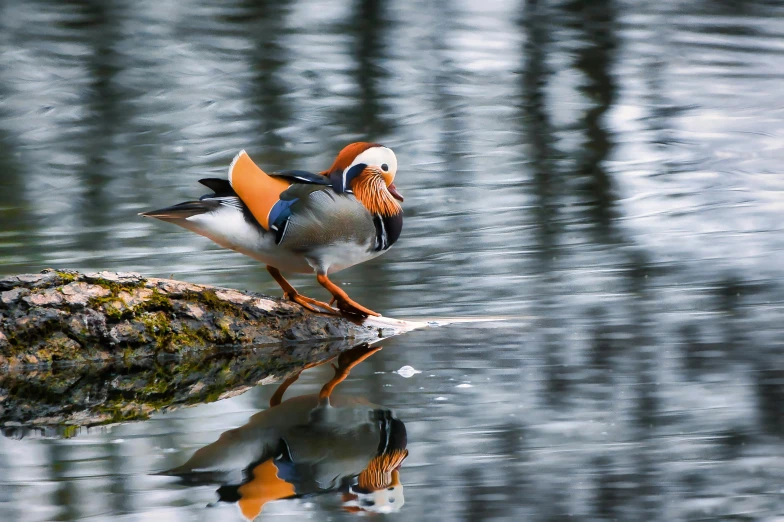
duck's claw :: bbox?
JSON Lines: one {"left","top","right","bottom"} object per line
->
{"left": 335, "top": 297, "right": 380, "bottom": 317}
{"left": 315, "top": 273, "right": 381, "bottom": 317}
{"left": 285, "top": 292, "right": 339, "bottom": 315}
{"left": 268, "top": 265, "right": 339, "bottom": 315}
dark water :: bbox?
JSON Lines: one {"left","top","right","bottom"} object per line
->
{"left": 2, "top": 0, "right": 784, "bottom": 520}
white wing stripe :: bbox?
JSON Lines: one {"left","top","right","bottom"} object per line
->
{"left": 227, "top": 149, "right": 246, "bottom": 186}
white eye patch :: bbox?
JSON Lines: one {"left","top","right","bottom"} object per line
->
{"left": 344, "top": 147, "right": 397, "bottom": 178}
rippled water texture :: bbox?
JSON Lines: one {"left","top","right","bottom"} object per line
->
{"left": 1, "top": 0, "right": 784, "bottom": 520}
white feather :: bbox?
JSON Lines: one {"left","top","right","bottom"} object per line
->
{"left": 227, "top": 149, "right": 246, "bottom": 187}
{"left": 212, "top": 196, "right": 243, "bottom": 210}
{"left": 179, "top": 205, "right": 312, "bottom": 273}
{"left": 306, "top": 240, "right": 385, "bottom": 274}
{"left": 342, "top": 146, "right": 398, "bottom": 186}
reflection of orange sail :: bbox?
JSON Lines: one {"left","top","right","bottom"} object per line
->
{"left": 237, "top": 459, "right": 296, "bottom": 520}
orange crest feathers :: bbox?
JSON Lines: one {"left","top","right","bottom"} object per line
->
{"left": 321, "top": 142, "right": 381, "bottom": 175}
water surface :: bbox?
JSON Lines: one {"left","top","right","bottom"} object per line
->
{"left": 1, "top": 0, "right": 783, "bottom": 520}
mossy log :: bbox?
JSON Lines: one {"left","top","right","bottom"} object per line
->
{"left": 0, "top": 338, "right": 372, "bottom": 438}
{"left": 0, "top": 269, "right": 424, "bottom": 369}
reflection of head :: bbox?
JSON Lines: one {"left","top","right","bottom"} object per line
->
{"left": 344, "top": 469, "right": 405, "bottom": 513}
{"left": 343, "top": 417, "right": 409, "bottom": 513}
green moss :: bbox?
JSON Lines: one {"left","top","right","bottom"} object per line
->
{"left": 54, "top": 270, "right": 78, "bottom": 284}
{"left": 185, "top": 289, "right": 240, "bottom": 315}
{"left": 202, "top": 387, "right": 227, "bottom": 403}
{"left": 137, "top": 310, "right": 215, "bottom": 352}
{"left": 91, "top": 278, "right": 145, "bottom": 296}
{"left": 87, "top": 289, "right": 128, "bottom": 320}
{"left": 218, "top": 321, "right": 232, "bottom": 338}
{"left": 144, "top": 288, "right": 173, "bottom": 312}
{"left": 87, "top": 285, "right": 172, "bottom": 324}
{"left": 105, "top": 303, "right": 125, "bottom": 321}
{"left": 196, "top": 325, "right": 215, "bottom": 343}
{"left": 61, "top": 425, "right": 79, "bottom": 439}
{"left": 87, "top": 293, "right": 117, "bottom": 308}
{"left": 141, "top": 378, "right": 170, "bottom": 394}
{"left": 169, "top": 324, "right": 210, "bottom": 349}
{"left": 103, "top": 405, "right": 150, "bottom": 423}
{"left": 140, "top": 311, "right": 172, "bottom": 349}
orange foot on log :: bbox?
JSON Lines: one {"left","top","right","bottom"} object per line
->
{"left": 266, "top": 265, "right": 337, "bottom": 315}
{"left": 316, "top": 273, "right": 380, "bottom": 317}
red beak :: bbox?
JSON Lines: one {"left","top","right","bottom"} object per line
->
{"left": 388, "top": 183, "right": 404, "bottom": 202}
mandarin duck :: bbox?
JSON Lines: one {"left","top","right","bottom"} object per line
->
{"left": 162, "top": 344, "right": 408, "bottom": 517}
{"left": 141, "top": 142, "right": 403, "bottom": 316}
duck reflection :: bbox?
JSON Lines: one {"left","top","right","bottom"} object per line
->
{"left": 163, "top": 343, "right": 408, "bottom": 517}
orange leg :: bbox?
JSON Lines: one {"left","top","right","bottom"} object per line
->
{"left": 316, "top": 273, "right": 380, "bottom": 317}
{"left": 266, "top": 266, "right": 337, "bottom": 314}
{"left": 269, "top": 358, "right": 334, "bottom": 407}
{"left": 319, "top": 344, "right": 382, "bottom": 400}
{"left": 269, "top": 371, "right": 301, "bottom": 407}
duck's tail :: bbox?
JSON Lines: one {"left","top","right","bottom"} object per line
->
{"left": 139, "top": 200, "right": 218, "bottom": 221}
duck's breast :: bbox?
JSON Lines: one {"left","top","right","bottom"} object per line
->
{"left": 280, "top": 190, "right": 381, "bottom": 273}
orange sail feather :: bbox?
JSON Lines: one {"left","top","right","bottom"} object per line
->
{"left": 228, "top": 150, "right": 291, "bottom": 230}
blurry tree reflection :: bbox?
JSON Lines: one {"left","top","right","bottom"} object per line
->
{"left": 344, "top": 0, "right": 391, "bottom": 140}
{"left": 240, "top": 0, "right": 294, "bottom": 167}
{"left": 566, "top": 0, "right": 619, "bottom": 239}
{"left": 519, "top": 0, "right": 571, "bottom": 411}
{"left": 50, "top": 441, "right": 80, "bottom": 521}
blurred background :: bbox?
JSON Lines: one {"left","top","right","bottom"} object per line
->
{"left": 1, "top": 0, "right": 783, "bottom": 520}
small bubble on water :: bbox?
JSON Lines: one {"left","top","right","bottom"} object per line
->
{"left": 395, "top": 365, "right": 422, "bottom": 378}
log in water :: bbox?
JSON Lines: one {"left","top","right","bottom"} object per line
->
{"left": 0, "top": 269, "right": 425, "bottom": 369}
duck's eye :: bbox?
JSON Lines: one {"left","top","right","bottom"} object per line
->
{"left": 380, "top": 163, "right": 389, "bottom": 172}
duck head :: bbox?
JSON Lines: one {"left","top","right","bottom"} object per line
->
{"left": 343, "top": 469, "right": 406, "bottom": 513}
{"left": 343, "top": 416, "right": 408, "bottom": 514}
{"left": 322, "top": 142, "right": 404, "bottom": 217}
